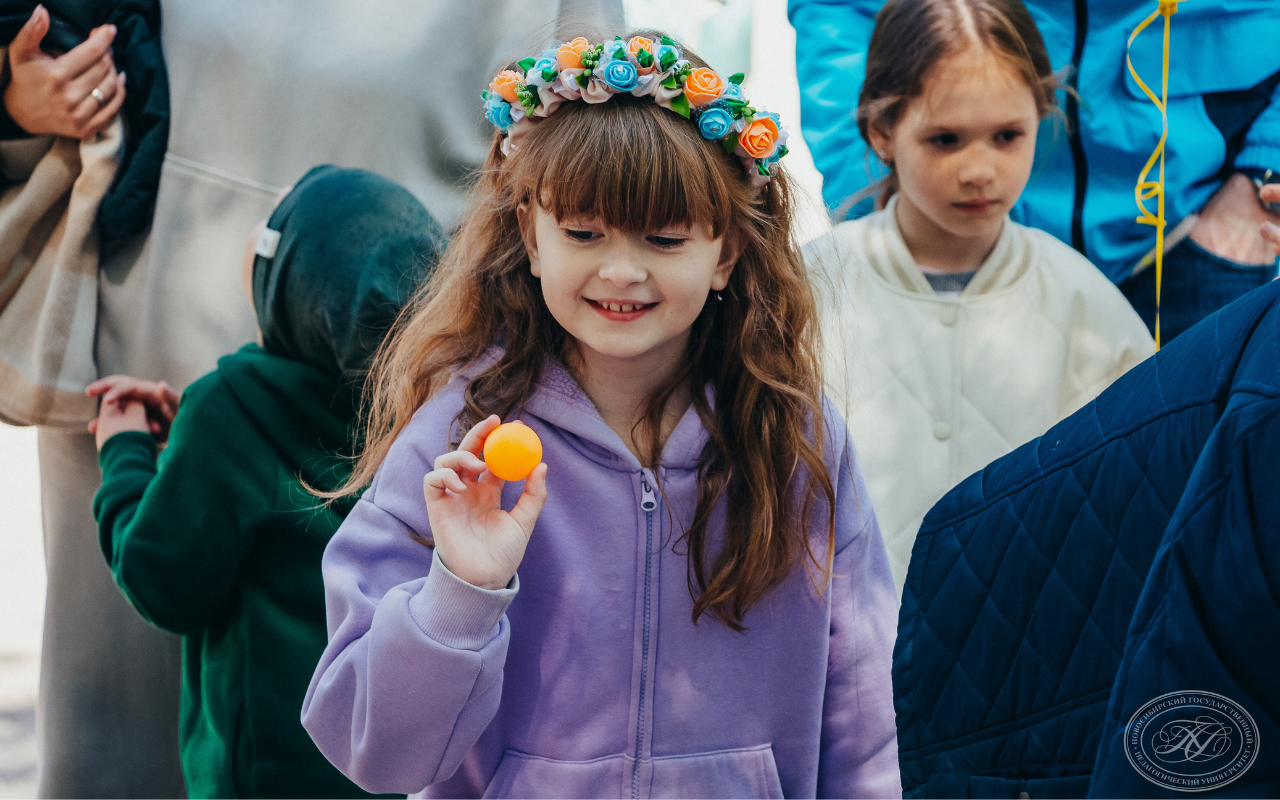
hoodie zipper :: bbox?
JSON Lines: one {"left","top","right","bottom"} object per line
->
{"left": 631, "top": 468, "right": 657, "bottom": 798}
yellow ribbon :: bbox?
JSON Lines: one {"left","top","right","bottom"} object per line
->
{"left": 1126, "top": 0, "right": 1179, "bottom": 349}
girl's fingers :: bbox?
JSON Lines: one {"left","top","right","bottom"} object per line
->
{"left": 1262, "top": 185, "right": 1280, "bottom": 205}
{"left": 432, "top": 448, "right": 487, "bottom": 477}
{"left": 507, "top": 463, "right": 549, "bottom": 536}
{"left": 424, "top": 468, "right": 468, "bottom": 499}
{"left": 86, "top": 419, "right": 98, "bottom": 434}
{"left": 456, "top": 415, "right": 502, "bottom": 457}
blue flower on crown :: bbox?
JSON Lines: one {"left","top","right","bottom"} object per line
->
{"left": 721, "top": 81, "right": 744, "bottom": 102}
{"left": 697, "top": 106, "right": 733, "bottom": 139}
{"left": 602, "top": 59, "right": 639, "bottom": 92}
{"left": 527, "top": 56, "right": 559, "bottom": 88}
{"left": 485, "top": 95, "right": 514, "bottom": 130}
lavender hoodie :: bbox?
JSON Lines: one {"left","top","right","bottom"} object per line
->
{"left": 301, "top": 358, "right": 901, "bottom": 798}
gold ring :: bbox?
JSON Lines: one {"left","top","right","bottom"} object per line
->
{"left": 90, "top": 87, "right": 105, "bottom": 106}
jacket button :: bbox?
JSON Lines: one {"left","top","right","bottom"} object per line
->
{"left": 933, "top": 420, "right": 952, "bottom": 440}
{"left": 940, "top": 305, "right": 958, "bottom": 326}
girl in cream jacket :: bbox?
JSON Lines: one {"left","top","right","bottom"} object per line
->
{"left": 805, "top": 0, "right": 1154, "bottom": 595}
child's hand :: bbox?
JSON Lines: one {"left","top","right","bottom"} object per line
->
{"left": 423, "top": 415, "right": 549, "bottom": 591}
{"left": 90, "top": 398, "right": 150, "bottom": 450}
{"left": 1260, "top": 185, "right": 1280, "bottom": 257}
{"left": 87, "top": 376, "right": 180, "bottom": 444}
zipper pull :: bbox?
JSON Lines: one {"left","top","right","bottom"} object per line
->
{"left": 640, "top": 469, "right": 657, "bottom": 512}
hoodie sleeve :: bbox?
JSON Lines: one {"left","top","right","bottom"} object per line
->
{"left": 301, "top": 396, "right": 518, "bottom": 795}
{"left": 1235, "top": 76, "right": 1280, "bottom": 175}
{"left": 817, "top": 426, "right": 902, "bottom": 798}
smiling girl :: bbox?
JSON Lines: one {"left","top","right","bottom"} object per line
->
{"left": 805, "top": 0, "right": 1154, "bottom": 595}
{"left": 300, "top": 32, "right": 899, "bottom": 798}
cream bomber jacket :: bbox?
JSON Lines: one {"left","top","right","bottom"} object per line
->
{"left": 806, "top": 199, "right": 1156, "bottom": 595}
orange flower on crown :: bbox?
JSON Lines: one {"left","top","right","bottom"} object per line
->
{"left": 556, "top": 37, "right": 591, "bottom": 69}
{"left": 739, "top": 116, "right": 780, "bottom": 159}
{"left": 682, "top": 68, "right": 725, "bottom": 107}
{"left": 628, "top": 36, "right": 657, "bottom": 75}
{"left": 490, "top": 70, "right": 523, "bottom": 104}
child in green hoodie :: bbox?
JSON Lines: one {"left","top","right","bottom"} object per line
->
{"left": 88, "top": 166, "right": 444, "bottom": 798}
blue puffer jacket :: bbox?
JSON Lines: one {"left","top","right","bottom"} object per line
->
{"left": 789, "top": 0, "right": 1280, "bottom": 284}
{"left": 893, "top": 279, "right": 1280, "bottom": 797}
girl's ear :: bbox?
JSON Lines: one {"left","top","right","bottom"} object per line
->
{"left": 867, "top": 123, "right": 893, "bottom": 165}
{"left": 516, "top": 202, "right": 541, "bottom": 278}
{"left": 711, "top": 231, "right": 743, "bottom": 291}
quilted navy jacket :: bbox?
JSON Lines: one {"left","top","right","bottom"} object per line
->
{"left": 893, "top": 280, "right": 1280, "bottom": 798}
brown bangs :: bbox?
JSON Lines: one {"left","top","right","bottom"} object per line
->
{"left": 510, "top": 94, "right": 747, "bottom": 238}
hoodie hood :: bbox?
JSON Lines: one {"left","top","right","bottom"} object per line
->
{"left": 252, "top": 165, "right": 445, "bottom": 387}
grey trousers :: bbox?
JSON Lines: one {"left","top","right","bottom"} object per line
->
{"left": 35, "top": 428, "right": 186, "bottom": 798}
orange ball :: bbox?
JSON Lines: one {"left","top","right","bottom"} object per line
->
{"left": 483, "top": 421, "right": 543, "bottom": 481}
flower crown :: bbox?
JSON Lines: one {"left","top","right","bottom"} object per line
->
{"left": 481, "top": 35, "right": 789, "bottom": 187}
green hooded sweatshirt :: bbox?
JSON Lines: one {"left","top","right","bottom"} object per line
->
{"left": 94, "top": 166, "right": 444, "bottom": 798}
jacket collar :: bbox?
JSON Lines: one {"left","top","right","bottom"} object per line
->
{"left": 457, "top": 349, "right": 710, "bottom": 473}
{"left": 863, "top": 196, "right": 1034, "bottom": 297}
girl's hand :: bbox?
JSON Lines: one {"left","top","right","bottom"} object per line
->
{"left": 3, "top": 6, "right": 127, "bottom": 139}
{"left": 423, "top": 415, "right": 549, "bottom": 590}
{"left": 1261, "top": 185, "right": 1280, "bottom": 258}
{"left": 90, "top": 398, "right": 150, "bottom": 451}
{"left": 87, "top": 376, "right": 180, "bottom": 443}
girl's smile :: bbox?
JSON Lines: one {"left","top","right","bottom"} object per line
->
{"left": 585, "top": 298, "right": 659, "bottom": 321}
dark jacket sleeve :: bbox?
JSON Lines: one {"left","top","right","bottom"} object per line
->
{"left": 94, "top": 373, "right": 275, "bottom": 635}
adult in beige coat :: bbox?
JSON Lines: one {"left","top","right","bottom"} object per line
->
{"left": 28, "top": 0, "right": 621, "bottom": 795}
{"left": 808, "top": 197, "right": 1156, "bottom": 597}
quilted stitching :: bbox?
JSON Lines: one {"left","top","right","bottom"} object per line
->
{"left": 894, "top": 283, "right": 1280, "bottom": 798}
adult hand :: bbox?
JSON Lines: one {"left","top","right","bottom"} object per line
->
{"left": 1188, "top": 172, "right": 1280, "bottom": 266}
{"left": 422, "top": 415, "right": 549, "bottom": 590}
{"left": 2, "top": 5, "right": 127, "bottom": 139}
{"left": 87, "top": 375, "right": 180, "bottom": 443}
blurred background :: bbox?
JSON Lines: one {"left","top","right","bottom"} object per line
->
{"left": 0, "top": 0, "right": 829, "bottom": 793}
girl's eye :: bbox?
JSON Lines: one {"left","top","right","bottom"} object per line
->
{"left": 564, "top": 229, "right": 602, "bottom": 243}
{"left": 929, "top": 133, "right": 960, "bottom": 147}
{"left": 995, "top": 129, "right": 1024, "bottom": 144}
{"left": 648, "top": 235, "right": 686, "bottom": 249}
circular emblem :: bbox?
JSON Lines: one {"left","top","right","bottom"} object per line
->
{"left": 1124, "top": 690, "right": 1259, "bottom": 792}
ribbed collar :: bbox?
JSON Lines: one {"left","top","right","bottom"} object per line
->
{"left": 861, "top": 196, "right": 1035, "bottom": 297}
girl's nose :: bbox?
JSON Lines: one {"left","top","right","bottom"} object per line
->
{"left": 598, "top": 247, "right": 647, "bottom": 286}
{"left": 958, "top": 150, "right": 997, "bottom": 186}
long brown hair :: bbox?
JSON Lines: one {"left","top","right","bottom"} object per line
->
{"left": 335, "top": 36, "right": 836, "bottom": 632}
{"left": 850, "top": 0, "right": 1059, "bottom": 212}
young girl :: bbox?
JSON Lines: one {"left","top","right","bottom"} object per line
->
{"left": 88, "top": 166, "right": 443, "bottom": 797}
{"left": 300, "top": 33, "right": 900, "bottom": 798}
{"left": 805, "top": 0, "right": 1155, "bottom": 596}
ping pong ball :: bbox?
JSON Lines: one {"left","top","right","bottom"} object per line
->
{"left": 483, "top": 421, "right": 543, "bottom": 481}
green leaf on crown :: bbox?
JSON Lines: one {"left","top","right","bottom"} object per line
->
{"left": 637, "top": 49, "right": 654, "bottom": 68}
{"left": 757, "top": 161, "right": 769, "bottom": 176}
{"left": 776, "top": 144, "right": 789, "bottom": 159}
{"left": 728, "top": 73, "right": 745, "bottom": 85}
{"left": 577, "top": 72, "right": 590, "bottom": 88}
{"left": 661, "top": 73, "right": 680, "bottom": 90}
{"left": 669, "top": 93, "right": 691, "bottom": 118}
{"left": 542, "top": 67, "right": 558, "bottom": 82}
{"left": 659, "top": 51, "right": 676, "bottom": 72}
{"left": 517, "top": 57, "right": 536, "bottom": 73}
{"left": 480, "top": 90, "right": 490, "bottom": 100}
{"left": 661, "top": 35, "right": 676, "bottom": 46}
{"left": 722, "top": 131, "right": 740, "bottom": 155}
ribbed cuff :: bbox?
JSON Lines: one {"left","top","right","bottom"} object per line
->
{"left": 97, "top": 431, "right": 159, "bottom": 477}
{"left": 408, "top": 550, "right": 518, "bottom": 651}
{"left": 1234, "top": 143, "right": 1280, "bottom": 174}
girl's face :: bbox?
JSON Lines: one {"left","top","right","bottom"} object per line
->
{"left": 869, "top": 45, "right": 1040, "bottom": 246}
{"left": 520, "top": 204, "right": 736, "bottom": 368}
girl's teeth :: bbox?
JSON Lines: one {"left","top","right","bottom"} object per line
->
{"left": 621, "top": 304, "right": 633, "bottom": 312}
